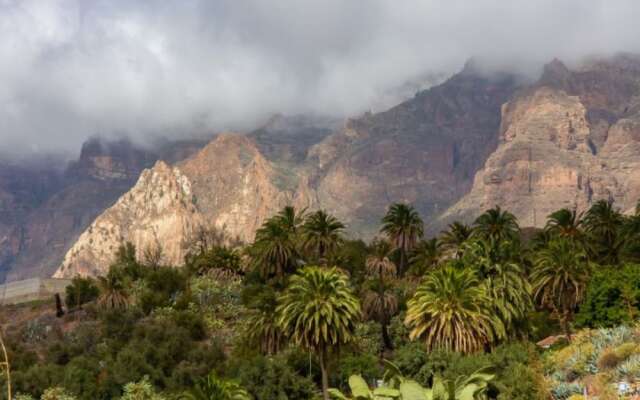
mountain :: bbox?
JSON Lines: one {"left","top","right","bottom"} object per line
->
{"left": 54, "top": 66, "right": 521, "bottom": 277}
{"left": 441, "top": 55, "right": 640, "bottom": 225}
{"left": 0, "top": 137, "right": 206, "bottom": 282}
{"left": 299, "top": 62, "right": 519, "bottom": 235}
{"left": 46, "top": 54, "right": 640, "bottom": 278}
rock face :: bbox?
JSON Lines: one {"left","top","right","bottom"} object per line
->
{"left": 179, "top": 134, "right": 295, "bottom": 241}
{"left": 0, "top": 161, "right": 64, "bottom": 281}
{"left": 0, "top": 137, "right": 205, "bottom": 282}
{"left": 302, "top": 64, "right": 519, "bottom": 236}
{"left": 54, "top": 161, "right": 202, "bottom": 277}
{"left": 441, "top": 55, "right": 640, "bottom": 226}
{"left": 54, "top": 67, "right": 520, "bottom": 277}
{"left": 50, "top": 54, "right": 640, "bottom": 278}
{"left": 54, "top": 134, "right": 298, "bottom": 277}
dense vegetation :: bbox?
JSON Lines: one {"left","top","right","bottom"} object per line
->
{"left": 1, "top": 199, "right": 640, "bottom": 399}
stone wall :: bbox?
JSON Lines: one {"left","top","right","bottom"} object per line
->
{"left": 0, "top": 278, "right": 71, "bottom": 305}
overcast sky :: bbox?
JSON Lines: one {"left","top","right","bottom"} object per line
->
{"left": 1, "top": 0, "right": 640, "bottom": 156}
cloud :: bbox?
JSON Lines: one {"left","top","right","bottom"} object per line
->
{"left": 1, "top": 0, "right": 639, "bottom": 156}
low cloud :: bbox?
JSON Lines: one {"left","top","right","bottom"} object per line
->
{"left": 1, "top": 0, "right": 639, "bottom": 156}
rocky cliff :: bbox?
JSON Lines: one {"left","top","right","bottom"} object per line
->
{"left": 54, "top": 161, "right": 203, "bottom": 277}
{"left": 52, "top": 55, "right": 640, "bottom": 278}
{"left": 441, "top": 55, "right": 640, "bottom": 226}
{"left": 302, "top": 63, "right": 519, "bottom": 236}
{"left": 54, "top": 133, "right": 307, "bottom": 278}
{"left": 0, "top": 137, "right": 206, "bottom": 282}
{"left": 54, "top": 66, "right": 520, "bottom": 277}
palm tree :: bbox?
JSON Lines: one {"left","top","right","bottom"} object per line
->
{"left": 405, "top": 265, "right": 504, "bottom": 353}
{"left": 381, "top": 203, "right": 424, "bottom": 276}
{"left": 363, "top": 239, "right": 398, "bottom": 352}
{"left": 440, "top": 222, "right": 473, "bottom": 260}
{"left": 462, "top": 239, "right": 532, "bottom": 336}
{"left": 365, "top": 239, "right": 396, "bottom": 278}
{"left": 181, "top": 372, "right": 251, "bottom": 400}
{"left": 621, "top": 211, "right": 640, "bottom": 263}
{"left": 244, "top": 289, "right": 285, "bottom": 355}
{"left": 472, "top": 206, "right": 519, "bottom": 243}
{"left": 245, "top": 309, "right": 285, "bottom": 355}
{"left": 97, "top": 271, "right": 129, "bottom": 310}
{"left": 274, "top": 205, "right": 306, "bottom": 235}
{"left": 252, "top": 218, "right": 298, "bottom": 279}
{"left": 409, "top": 238, "right": 442, "bottom": 276}
{"left": 545, "top": 208, "right": 583, "bottom": 239}
{"left": 531, "top": 238, "right": 591, "bottom": 340}
{"left": 277, "top": 266, "right": 360, "bottom": 400}
{"left": 302, "top": 210, "right": 345, "bottom": 264}
{"left": 582, "top": 199, "right": 624, "bottom": 265}
{"left": 362, "top": 279, "right": 398, "bottom": 353}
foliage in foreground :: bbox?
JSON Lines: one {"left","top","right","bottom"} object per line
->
{"left": 3, "top": 199, "right": 640, "bottom": 399}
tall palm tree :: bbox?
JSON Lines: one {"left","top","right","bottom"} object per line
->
{"left": 362, "top": 279, "right": 398, "bottom": 353}
{"left": 277, "top": 266, "right": 360, "bottom": 400}
{"left": 440, "top": 222, "right": 473, "bottom": 260}
{"left": 531, "top": 238, "right": 591, "bottom": 340}
{"left": 365, "top": 239, "right": 396, "bottom": 278}
{"left": 405, "top": 265, "right": 504, "bottom": 353}
{"left": 244, "top": 287, "right": 284, "bottom": 355}
{"left": 472, "top": 206, "right": 519, "bottom": 243}
{"left": 545, "top": 208, "right": 583, "bottom": 239}
{"left": 252, "top": 218, "right": 298, "bottom": 279}
{"left": 97, "top": 271, "right": 129, "bottom": 310}
{"left": 621, "top": 211, "right": 640, "bottom": 263}
{"left": 245, "top": 309, "right": 285, "bottom": 355}
{"left": 409, "top": 238, "right": 442, "bottom": 277}
{"left": 464, "top": 239, "right": 532, "bottom": 336}
{"left": 274, "top": 205, "right": 306, "bottom": 235}
{"left": 582, "top": 199, "right": 624, "bottom": 265}
{"left": 380, "top": 203, "right": 424, "bottom": 276}
{"left": 363, "top": 239, "right": 398, "bottom": 352}
{"left": 302, "top": 210, "right": 345, "bottom": 264}
{"left": 181, "top": 372, "right": 251, "bottom": 400}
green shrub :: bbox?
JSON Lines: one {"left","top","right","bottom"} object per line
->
{"left": 335, "top": 353, "right": 381, "bottom": 390}
{"left": 64, "top": 277, "right": 99, "bottom": 310}
{"left": 576, "top": 265, "right": 640, "bottom": 328}
{"left": 231, "top": 355, "right": 317, "bottom": 400}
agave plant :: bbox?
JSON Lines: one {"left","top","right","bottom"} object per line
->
{"left": 330, "top": 361, "right": 493, "bottom": 400}
{"left": 428, "top": 369, "right": 494, "bottom": 400}
{"left": 616, "top": 354, "right": 640, "bottom": 380}
{"left": 328, "top": 375, "right": 400, "bottom": 399}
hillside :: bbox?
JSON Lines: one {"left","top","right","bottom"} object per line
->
{"left": 0, "top": 138, "right": 207, "bottom": 282}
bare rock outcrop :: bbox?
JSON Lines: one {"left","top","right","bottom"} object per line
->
{"left": 179, "top": 133, "right": 295, "bottom": 241}
{"left": 441, "top": 57, "right": 640, "bottom": 227}
{"left": 54, "top": 161, "right": 202, "bottom": 278}
{"left": 54, "top": 134, "right": 299, "bottom": 277}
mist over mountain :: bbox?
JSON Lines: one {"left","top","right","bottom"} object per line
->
{"left": 2, "top": 0, "right": 640, "bottom": 156}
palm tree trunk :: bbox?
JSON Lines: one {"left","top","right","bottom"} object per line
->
{"left": 381, "top": 319, "right": 393, "bottom": 352}
{"left": 561, "top": 310, "right": 572, "bottom": 342}
{"left": 399, "top": 235, "right": 406, "bottom": 277}
{"left": 319, "top": 347, "right": 329, "bottom": 400}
